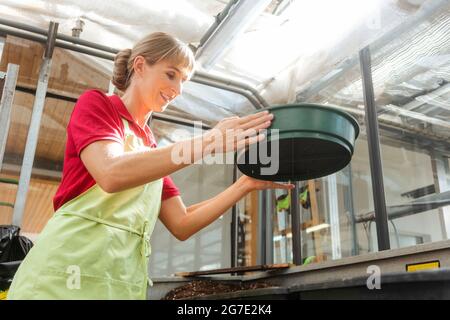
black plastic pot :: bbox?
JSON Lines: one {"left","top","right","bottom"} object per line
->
{"left": 236, "top": 103, "right": 360, "bottom": 181}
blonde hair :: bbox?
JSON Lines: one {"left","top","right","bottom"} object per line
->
{"left": 112, "top": 32, "right": 195, "bottom": 91}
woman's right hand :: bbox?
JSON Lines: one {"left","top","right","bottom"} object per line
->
{"left": 202, "top": 111, "right": 274, "bottom": 156}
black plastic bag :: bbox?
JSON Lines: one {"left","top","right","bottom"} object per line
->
{"left": 0, "top": 225, "right": 33, "bottom": 262}
{"left": 0, "top": 225, "right": 34, "bottom": 291}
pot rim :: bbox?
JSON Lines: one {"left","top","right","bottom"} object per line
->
{"left": 265, "top": 103, "right": 360, "bottom": 138}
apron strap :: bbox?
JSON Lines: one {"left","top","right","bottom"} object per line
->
{"left": 58, "top": 210, "right": 142, "bottom": 236}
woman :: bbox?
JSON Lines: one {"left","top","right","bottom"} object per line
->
{"left": 7, "top": 32, "right": 292, "bottom": 299}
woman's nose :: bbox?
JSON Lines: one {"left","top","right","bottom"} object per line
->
{"left": 173, "top": 81, "right": 182, "bottom": 97}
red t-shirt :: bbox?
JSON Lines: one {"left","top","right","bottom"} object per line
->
{"left": 53, "top": 89, "right": 180, "bottom": 211}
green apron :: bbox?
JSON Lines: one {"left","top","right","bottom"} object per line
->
{"left": 8, "top": 119, "right": 163, "bottom": 300}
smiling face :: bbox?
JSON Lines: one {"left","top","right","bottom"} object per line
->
{"left": 133, "top": 57, "right": 191, "bottom": 113}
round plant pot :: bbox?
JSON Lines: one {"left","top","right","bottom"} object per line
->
{"left": 236, "top": 103, "right": 360, "bottom": 181}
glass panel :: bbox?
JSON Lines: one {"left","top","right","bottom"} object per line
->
{"left": 371, "top": 5, "right": 450, "bottom": 248}
{"left": 238, "top": 188, "right": 259, "bottom": 267}
{"left": 0, "top": 36, "right": 41, "bottom": 229}
{"left": 272, "top": 189, "right": 292, "bottom": 264}
{"left": 277, "top": 53, "right": 376, "bottom": 265}
{"left": 148, "top": 119, "right": 234, "bottom": 277}
{"left": 0, "top": 39, "right": 113, "bottom": 237}
{"left": 0, "top": 36, "right": 42, "bottom": 90}
{"left": 19, "top": 95, "right": 71, "bottom": 238}
{"left": 48, "top": 48, "right": 112, "bottom": 97}
{"left": 0, "top": 92, "right": 33, "bottom": 226}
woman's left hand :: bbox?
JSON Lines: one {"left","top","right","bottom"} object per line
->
{"left": 238, "top": 175, "right": 294, "bottom": 193}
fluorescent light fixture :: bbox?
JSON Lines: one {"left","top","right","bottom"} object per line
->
{"left": 306, "top": 223, "right": 330, "bottom": 234}
{"left": 195, "top": 0, "right": 272, "bottom": 70}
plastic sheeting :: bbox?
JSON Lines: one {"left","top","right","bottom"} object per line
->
{"left": 1, "top": 0, "right": 447, "bottom": 129}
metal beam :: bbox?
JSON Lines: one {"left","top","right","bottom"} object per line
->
{"left": 359, "top": 46, "right": 390, "bottom": 251}
{"left": 0, "top": 26, "right": 47, "bottom": 44}
{"left": 0, "top": 64, "right": 19, "bottom": 170}
{"left": 195, "top": 0, "right": 272, "bottom": 69}
{"left": 190, "top": 76, "right": 263, "bottom": 110}
{"left": 0, "top": 17, "right": 269, "bottom": 112}
{"left": 16, "top": 85, "right": 78, "bottom": 102}
{"left": 54, "top": 40, "right": 115, "bottom": 61}
{"left": 3, "top": 152, "right": 63, "bottom": 172}
{"left": 1, "top": 162, "right": 61, "bottom": 181}
{"left": 291, "top": 182, "right": 302, "bottom": 265}
{"left": 402, "top": 82, "right": 450, "bottom": 112}
{"left": 0, "top": 17, "right": 118, "bottom": 54}
{"left": 14, "top": 85, "right": 213, "bottom": 131}
{"left": 197, "top": 0, "right": 239, "bottom": 49}
{"left": 152, "top": 114, "right": 211, "bottom": 130}
{"left": 381, "top": 104, "right": 450, "bottom": 130}
{"left": 194, "top": 70, "right": 269, "bottom": 109}
{"left": 12, "top": 22, "right": 58, "bottom": 227}
{"left": 355, "top": 190, "right": 450, "bottom": 223}
{"left": 0, "top": 26, "right": 115, "bottom": 61}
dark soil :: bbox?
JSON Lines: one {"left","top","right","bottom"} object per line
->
{"left": 162, "top": 280, "right": 272, "bottom": 300}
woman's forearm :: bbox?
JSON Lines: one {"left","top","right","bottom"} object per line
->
{"left": 179, "top": 178, "right": 250, "bottom": 240}
{"left": 84, "top": 111, "right": 273, "bottom": 193}
{"left": 102, "top": 135, "right": 206, "bottom": 192}
{"left": 186, "top": 197, "right": 215, "bottom": 213}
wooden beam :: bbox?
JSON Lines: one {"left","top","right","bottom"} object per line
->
{"left": 308, "top": 180, "right": 324, "bottom": 262}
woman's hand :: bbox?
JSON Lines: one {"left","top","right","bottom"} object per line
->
{"left": 238, "top": 175, "right": 294, "bottom": 194}
{"left": 202, "top": 111, "right": 273, "bottom": 156}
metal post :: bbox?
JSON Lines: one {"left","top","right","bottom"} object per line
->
{"left": 346, "top": 163, "right": 359, "bottom": 256}
{"left": 258, "top": 190, "right": 267, "bottom": 264}
{"left": 291, "top": 181, "right": 302, "bottom": 265}
{"left": 231, "top": 161, "right": 238, "bottom": 267}
{"left": 265, "top": 190, "right": 273, "bottom": 264}
{"left": 12, "top": 22, "right": 58, "bottom": 227}
{"left": 431, "top": 151, "right": 450, "bottom": 239}
{"left": 0, "top": 64, "right": 19, "bottom": 170}
{"left": 359, "top": 46, "right": 390, "bottom": 251}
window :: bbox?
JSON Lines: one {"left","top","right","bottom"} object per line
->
{"left": 371, "top": 7, "right": 450, "bottom": 248}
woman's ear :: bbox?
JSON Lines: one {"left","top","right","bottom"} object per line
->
{"left": 132, "top": 55, "right": 146, "bottom": 78}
